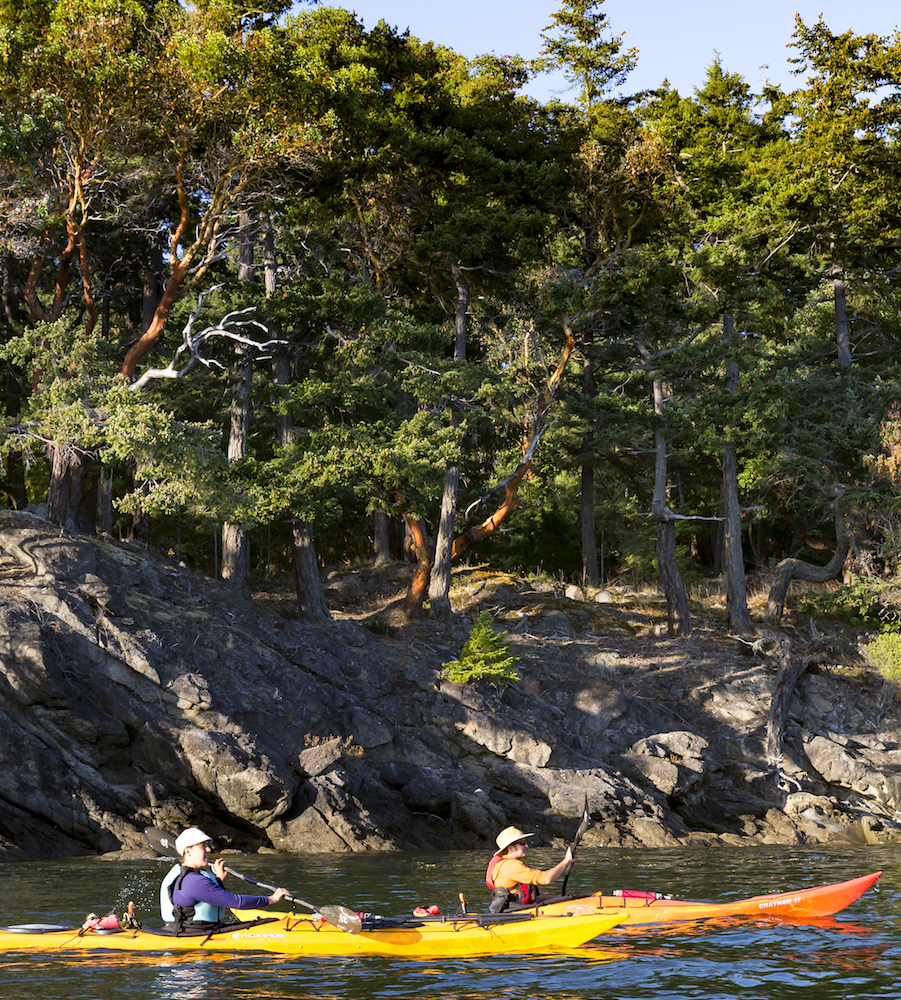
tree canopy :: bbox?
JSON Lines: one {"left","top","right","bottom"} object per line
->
{"left": 2, "top": 0, "right": 901, "bottom": 628}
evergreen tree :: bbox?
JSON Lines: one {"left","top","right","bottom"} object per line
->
{"left": 441, "top": 611, "right": 519, "bottom": 687}
{"left": 540, "top": 0, "right": 637, "bottom": 113}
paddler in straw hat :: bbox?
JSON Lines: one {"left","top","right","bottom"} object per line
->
{"left": 485, "top": 826, "right": 578, "bottom": 913}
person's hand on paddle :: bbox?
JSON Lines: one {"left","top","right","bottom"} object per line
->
{"left": 564, "top": 845, "right": 578, "bottom": 865}
{"left": 210, "top": 857, "right": 288, "bottom": 903}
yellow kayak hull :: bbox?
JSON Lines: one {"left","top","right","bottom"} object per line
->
{"left": 0, "top": 910, "right": 627, "bottom": 958}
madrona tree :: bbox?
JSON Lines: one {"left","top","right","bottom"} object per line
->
{"left": 0, "top": 0, "right": 339, "bottom": 546}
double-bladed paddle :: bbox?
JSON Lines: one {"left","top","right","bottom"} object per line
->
{"left": 144, "top": 826, "right": 362, "bottom": 934}
{"left": 560, "top": 795, "right": 591, "bottom": 897}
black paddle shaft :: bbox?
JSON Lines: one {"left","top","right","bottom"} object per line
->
{"left": 142, "top": 826, "right": 362, "bottom": 933}
{"left": 221, "top": 866, "right": 313, "bottom": 911}
{"left": 561, "top": 796, "right": 592, "bottom": 896}
{"left": 143, "top": 828, "right": 312, "bottom": 908}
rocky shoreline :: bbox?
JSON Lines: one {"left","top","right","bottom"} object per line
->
{"left": 0, "top": 508, "right": 899, "bottom": 861}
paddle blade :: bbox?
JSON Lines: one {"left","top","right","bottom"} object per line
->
{"left": 145, "top": 827, "right": 179, "bottom": 858}
{"left": 320, "top": 906, "right": 363, "bottom": 934}
{"left": 572, "top": 795, "right": 592, "bottom": 847}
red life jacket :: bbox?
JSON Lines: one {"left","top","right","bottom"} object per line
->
{"left": 485, "top": 854, "right": 539, "bottom": 904}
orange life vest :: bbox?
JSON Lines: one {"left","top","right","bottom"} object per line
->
{"left": 485, "top": 854, "right": 539, "bottom": 905}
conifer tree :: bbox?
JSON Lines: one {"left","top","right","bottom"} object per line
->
{"left": 441, "top": 611, "right": 519, "bottom": 688}
{"left": 540, "top": 0, "right": 637, "bottom": 114}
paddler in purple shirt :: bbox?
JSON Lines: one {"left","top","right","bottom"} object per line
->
{"left": 159, "top": 827, "right": 289, "bottom": 932}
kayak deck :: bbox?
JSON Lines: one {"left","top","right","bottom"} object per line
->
{"left": 535, "top": 871, "right": 882, "bottom": 924}
{"left": 0, "top": 910, "right": 628, "bottom": 957}
{"left": 0, "top": 871, "right": 877, "bottom": 953}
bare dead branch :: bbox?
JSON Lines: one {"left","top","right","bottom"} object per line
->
{"left": 129, "top": 289, "right": 286, "bottom": 391}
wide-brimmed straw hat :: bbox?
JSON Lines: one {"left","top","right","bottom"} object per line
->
{"left": 495, "top": 826, "right": 534, "bottom": 852}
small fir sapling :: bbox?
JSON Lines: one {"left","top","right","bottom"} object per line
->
{"left": 441, "top": 610, "right": 520, "bottom": 687}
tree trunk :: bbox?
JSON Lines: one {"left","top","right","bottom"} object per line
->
{"left": 273, "top": 352, "right": 331, "bottom": 623}
{"left": 764, "top": 497, "right": 850, "bottom": 622}
{"left": 1, "top": 253, "right": 19, "bottom": 326}
{"left": 651, "top": 379, "right": 691, "bottom": 637}
{"left": 46, "top": 442, "right": 85, "bottom": 532}
{"left": 765, "top": 638, "right": 802, "bottom": 767}
{"left": 451, "top": 262, "right": 468, "bottom": 361}
{"left": 656, "top": 518, "right": 690, "bottom": 636}
{"left": 428, "top": 464, "right": 460, "bottom": 621}
{"left": 1, "top": 261, "right": 28, "bottom": 508}
{"left": 267, "top": 217, "right": 328, "bottom": 621}
{"left": 402, "top": 507, "right": 433, "bottom": 621}
{"left": 580, "top": 332, "right": 599, "bottom": 586}
{"left": 221, "top": 211, "right": 254, "bottom": 598}
{"left": 451, "top": 464, "right": 529, "bottom": 560}
{"left": 122, "top": 148, "right": 247, "bottom": 380}
{"left": 721, "top": 314, "right": 751, "bottom": 634}
{"left": 221, "top": 517, "right": 250, "bottom": 596}
{"left": 42, "top": 216, "right": 94, "bottom": 528}
{"left": 121, "top": 260, "right": 188, "bottom": 378}
{"left": 373, "top": 509, "right": 392, "bottom": 567}
{"left": 428, "top": 262, "right": 469, "bottom": 621}
{"left": 832, "top": 268, "right": 852, "bottom": 368}
{"left": 125, "top": 456, "right": 151, "bottom": 544}
{"left": 581, "top": 461, "right": 599, "bottom": 586}
{"left": 452, "top": 322, "right": 576, "bottom": 560}
{"left": 95, "top": 465, "right": 114, "bottom": 536}
{"left": 712, "top": 516, "right": 724, "bottom": 576}
{"left": 142, "top": 246, "right": 163, "bottom": 335}
{"left": 289, "top": 520, "right": 330, "bottom": 622}
{"left": 722, "top": 442, "right": 751, "bottom": 633}
{"left": 260, "top": 209, "right": 278, "bottom": 295}
{"left": 237, "top": 210, "right": 256, "bottom": 282}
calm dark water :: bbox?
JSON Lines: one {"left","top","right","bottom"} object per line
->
{"left": 0, "top": 844, "right": 897, "bottom": 1000}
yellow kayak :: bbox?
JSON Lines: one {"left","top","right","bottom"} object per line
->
{"left": 0, "top": 910, "right": 627, "bottom": 958}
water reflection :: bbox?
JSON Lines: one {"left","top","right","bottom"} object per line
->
{"left": 153, "top": 962, "right": 216, "bottom": 1000}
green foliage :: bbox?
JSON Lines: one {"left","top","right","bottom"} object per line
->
{"left": 539, "top": 0, "right": 637, "bottom": 111}
{"left": 796, "top": 576, "right": 897, "bottom": 625}
{"left": 101, "top": 387, "right": 232, "bottom": 520}
{"left": 489, "top": 471, "right": 585, "bottom": 577}
{"left": 861, "top": 632, "right": 901, "bottom": 685}
{"left": 866, "top": 402, "right": 901, "bottom": 490}
{"left": 4, "top": 1, "right": 901, "bottom": 611}
{"left": 441, "top": 611, "right": 520, "bottom": 688}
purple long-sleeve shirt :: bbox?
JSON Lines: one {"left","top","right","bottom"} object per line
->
{"left": 172, "top": 870, "right": 271, "bottom": 911}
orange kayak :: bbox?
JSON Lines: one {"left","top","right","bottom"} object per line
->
{"left": 536, "top": 871, "right": 882, "bottom": 925}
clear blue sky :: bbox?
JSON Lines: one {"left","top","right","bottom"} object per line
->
{"left": 329, "top": 1, "right": 900, "bottom": 100}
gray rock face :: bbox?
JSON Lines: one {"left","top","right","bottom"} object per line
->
{"left": 624, "top": 731, "right": 709, "bottom": 800}
{"left": 804, "top": 734, "right": 901, "bottom": 814}
{"left": 0, "top": 509, "right": 900, "bottom": 859}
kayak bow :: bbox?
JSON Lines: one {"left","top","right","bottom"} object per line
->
{"left": 533, "top": 870, "right": 882, "bottom": 924}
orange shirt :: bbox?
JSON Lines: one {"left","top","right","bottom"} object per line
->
{"left": 490, "top": 857, "right": 554, "bottom": 888}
